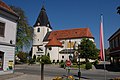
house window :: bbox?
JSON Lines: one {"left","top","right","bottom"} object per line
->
{"left": 49, "top": 47, "right": 52, "bottom": 50}
{"left": 118, "top": 36, "right": 120, "bottom": 46}
{"left": 0, "top": 51, "right": 4, "bottom": 70}
{"left": 62, "top": 41, "right": 64, "bottom": 44}
{"left": 62, "top": 56, "right": 64, "bottom": 59}
{"left": 37, "top": 28, "right": 40, "bottom": 32}
{"left": 0, "top": 22, "right": 5, "bottom": 37}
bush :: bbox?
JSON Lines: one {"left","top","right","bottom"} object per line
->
{"left": 33, "top": 54, "right": 36, "bottom": 62}
{"left": 17, "top": 51, "right": 27, "bottom": 63}
{"left": 60, "top": 62, "right": 65, "bottom": 68}
{"left": 85, "top": 62, "right": 92, "bottom": 70}
{"left": 36, "top": 57, "right": 41, "bottom": 62}
{"left": 93, "top": 60, "right": 99, "bottom": 65}
{"left": 60, "top": 60, "right": 64, "bottom": 63}
{"left": 28, "top": 58, "right": 35, "bottom": 64}
{"left": 41, "top": 55, "right": 51, "bottom": 64}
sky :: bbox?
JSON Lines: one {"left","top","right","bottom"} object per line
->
{"left": 3, "top": 0, "right": 120, "bottom": 49}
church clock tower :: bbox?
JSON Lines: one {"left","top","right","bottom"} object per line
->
{"left": 32, "top": 5, "right": 52, "bottom": 57}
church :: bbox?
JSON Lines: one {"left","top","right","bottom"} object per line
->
{"left": 32, "top": 6, "right": 94, "bottom": 62}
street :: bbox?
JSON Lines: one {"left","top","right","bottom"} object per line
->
{"left": 14, "top": 64, "right": 120, "bottom": 80}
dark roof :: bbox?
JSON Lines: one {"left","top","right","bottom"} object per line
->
{"left": 34, "top": 5, "right": 52, "bottom": 29}
{"left": 43, "top": 28, "right": 94, "bottom": 41}
{"left": 108, "top": 28, "right": 120, "bottom": 41}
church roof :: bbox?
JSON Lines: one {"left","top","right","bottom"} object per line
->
{"left": 45, "top": 37, "right": 62, "bottom": 47}
{"left": 34, "top": 5, "right": 52, "bottom": 29}
{"left": 0, "top": 1, "right": 18, "bottom": 17}
{"left": 44, "top": 28, "right": 94, "bottom": 41}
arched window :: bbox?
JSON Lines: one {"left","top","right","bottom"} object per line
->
{"left": 37, "top": 28, "right": 40, "bottom": 32}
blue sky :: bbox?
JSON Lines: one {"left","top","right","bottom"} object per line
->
{"left": 3, "top": 0, "right": 120, "bottom": 49}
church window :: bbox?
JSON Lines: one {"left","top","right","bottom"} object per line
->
{"left": 37, "top": 28, "right": 40, "bottom": 32}
{"left": 62, "top": 41, "right": 64, "bottom": 44}
{"left": 49, "top": 47, "right": 52, "bottom": 50}
{"left": 0, "top": 51, "right": 4, "bottom": 70}
{"left": 0, "top": 22, "right": 5, "bottom": 37}
{"left": 62, "top": 56, "right": 64, "bottom": 59}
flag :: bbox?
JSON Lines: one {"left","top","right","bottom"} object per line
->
{"left": 100, "top": 15, "right": 105, "bottom": 61}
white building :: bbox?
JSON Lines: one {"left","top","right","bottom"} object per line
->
{"left": 32, "top": 6, "right": 94, "bottom": 62}
{"left": 0, "top": 1, "right": 18, "bottom": 74}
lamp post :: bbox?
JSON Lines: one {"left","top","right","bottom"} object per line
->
{"left": 78, "top": 53, "right": 81, "bottom": 80}
{"left": 78, "top": 44, "right": 81, "bottom": 80}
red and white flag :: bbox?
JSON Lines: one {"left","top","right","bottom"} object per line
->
{"left": 100, "top": 15, "right": 105, "bottom": 61}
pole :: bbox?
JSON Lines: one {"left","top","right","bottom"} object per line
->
{"left": 78, "top": 53, "right": 81, "bottom": 80}
{"left": 100, "top": 14, "right": 106, "bottom": 80}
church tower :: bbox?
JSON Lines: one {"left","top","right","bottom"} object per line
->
{"left": 32, "top": 5, "right": 52, "bottom": 57}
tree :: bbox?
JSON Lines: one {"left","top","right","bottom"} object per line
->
{"left": 40, "top": 55, "right": 51, "bottom": 80}
{"left": 10, "top": 6, "right": 33, "bottom": 51}
{"left": 17, "top": 51, "right": 28, "bottom": 63}
{"left": 117, "top": 6, "right": 120, "bottom": 15}
{"left": 33, "top": 54, "right": 36, "bottom": 62}
{"left": 79, "top": 38, "right": 99, "bottom": 63}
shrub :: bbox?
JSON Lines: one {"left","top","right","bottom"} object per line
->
{"left": 60, "top": 62, "right": 65, "bottom": 68}
{"left": 85, "top": 62, "right": 92, "bottom": 70}
{"left": 17, "top": 51, "right": 27, "bottom": 63}
{"left": 60, "top": 60, "right": 64, "bottom": 63}
{"left": 41, "top": 55, "right": 51, "bottom": 64}
{"left": 36, "top": 57, "right": 41, "bottom": 62}
{"left": 28, "top": 58, "right": 35, "bottom": 64}
{"left": 93, "top": 60, "right": 99, "bottom": 65}
{"left": 33, "top": 54, "right": 36, "bottom": 62}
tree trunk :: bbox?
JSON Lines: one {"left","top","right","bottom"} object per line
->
{"left": 41, "top": 63, "right": 44, "bottom": 80}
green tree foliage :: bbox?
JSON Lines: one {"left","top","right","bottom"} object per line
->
{"left": 29, "top": 48, "right": 33, "bottom": 57}
{"left": 40, "top": 55, "right": 51, "bottom": 64}
{"left": 17, "top": 51, "right": 27, "bottom": 63}
{"left": 40, "top": 55, "right": 51, "bottom": 80}
{"left": 10, "top": 6, "right": 33, "bottom": 50}
{"left": 79, "top": 38, "right": 99, "bottom": 63}
{"left": 117, "top": 6, "right": 120, "bottom": 15}
{"left": 33, "top": 54, "right": 36, "bottom": 62}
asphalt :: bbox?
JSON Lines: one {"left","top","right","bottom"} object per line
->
{"left": 0, "top": 71, "right": 88, "bottom": 80}
{"left": 0, "top": 62, "right": 120, "bottom": 80}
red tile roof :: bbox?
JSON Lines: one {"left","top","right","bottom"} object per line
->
{"left": 45, "top": 37, "right": 62, "bottom": 47}
{"left": 47, "top": 28, "right": 94, "bottom": 40}
{"left": 0, "top": 1, "right": 17, "bottom": 15}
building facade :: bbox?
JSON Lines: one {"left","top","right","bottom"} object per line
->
{"left": 32, "top": 6, "right": 94, "bottom": 62}
{"left": 0, "top": 1, "right": 18, "bottom": 74}
{"left": 108, "top": 28, "right": 120, "bottom": 65}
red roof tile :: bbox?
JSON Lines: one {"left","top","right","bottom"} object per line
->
{"left": 45, "top": 37, "right": 62, "bottom": 47}
{"left": 47, "top": 28, "right": 94, "bottom": 40}
{"left": 0, "top": 1, "right": 16, "bottom": 15}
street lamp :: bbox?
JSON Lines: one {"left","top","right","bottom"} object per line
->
{"left": 78, "top": 53, "right": 81, "bottom": 79}
{"left": 78, "top": 44, "right": 81, "bottom": 80}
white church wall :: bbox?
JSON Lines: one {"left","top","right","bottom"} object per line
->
{"left": 47, "top": 47, "right": 60, "bottom": 62}
{"left": 33, "top": 26, "right": 50, "bottom": 45}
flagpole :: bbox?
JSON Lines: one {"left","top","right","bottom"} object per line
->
{"left": 100, "top": 14, "right": 106, "bottom": 80}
